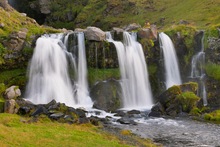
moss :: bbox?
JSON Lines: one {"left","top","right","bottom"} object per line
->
{"left": 177, "top": 92, "right": 200, "bottom": 112}
{"left": 204, "top": 110, "right": 220, "bottom": 122}
{"left": 0, "top": 68, "right": 27, "bottom": 88}
{"left": 88, "top": 68, "right": 120, "bottom": 86}
{"left": 148, "top": 64, "right": 157, "bottom": 76}
{"left": 205, "top": 62, "right": 220, "bottom": 81}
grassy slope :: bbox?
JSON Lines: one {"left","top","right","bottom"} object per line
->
{"left": 0, "top": 114, "right": 157, "bottom": 147}
{"left": 48, "top": 0, "right": 220, "bottom": 30}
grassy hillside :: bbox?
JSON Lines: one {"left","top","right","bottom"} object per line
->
{"left": 0, "top": 114, "right": 157, "bottom": 147}
{"left": 42, "top": 0, "right": 220, "bottom": 30}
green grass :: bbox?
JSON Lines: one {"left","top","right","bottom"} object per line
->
{"left": 0, "top": 114, "right": 157, "bottom": 147}
{"left": 0, "top": 114, "right": 128, "bottom": 147}
{"left": 205, "top": 62, "right": 220, "bottom": 81}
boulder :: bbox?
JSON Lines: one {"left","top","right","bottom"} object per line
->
{"left": 137, "top": 25, "right": 157, "bottom": 40}
{"left": 49, "top": 112, "right": 64, "bottom": 120}
{"left": 150, "top": 82, "right": 200, "bottom": 117}
{"left": 84, "top": 27, "right": 106, "bottom": 41}
{"left": 124, "top": 23, "right": 141, "bottom": 31}
{"left": 90, "top": 79, "right": 122, "bottom": 112}
{"left": 4, "top": 99, "right": 17, "bottom": 114}
{"left": 4, "top": 86, "right": 21, "bottom": 99}
{"left": 0, "top": 0, "right": 12, "bottom": 10}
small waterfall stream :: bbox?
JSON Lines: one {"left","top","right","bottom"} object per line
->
{"left": 159, "top": 32, "right": 182, "bottom": 89}
{"left": 106, "top": 32, "right": 153, "bottom": 109}
{"left": 190, "top": 31, "right": 207, "bottom": 106}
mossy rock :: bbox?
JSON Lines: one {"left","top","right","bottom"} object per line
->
{"left": 177, "top": 92, "right": 200, "bottom": 113}
{"left": 154, "top": 82, "right": 199, "bottom": 117}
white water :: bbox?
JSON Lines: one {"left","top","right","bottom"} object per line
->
{"left": 190, "top": 32, "right": 207, "bottom": 106}
{"left": 25, "top": 36, "right": 75, "bottom": 107}
{"left": 75, "top": 33, "right": 93, "bottom": 107}
{"left": 106, "top": 32, "right": 153, "bottom": 109}
{"left": 25, "top": 33, "right": 93, "bottom": 108}
{"left": 159, "top": 32, "right": 182, "bottom": 89}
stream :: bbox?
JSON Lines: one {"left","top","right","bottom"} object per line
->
{"left": 112, "top": 117, "right": 220, "bottom": 147}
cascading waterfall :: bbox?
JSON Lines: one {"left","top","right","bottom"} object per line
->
{"left": 25, "top": 33, "right": 93, "bottom": 108}
{"left": 159, "top": 32, "right": 182, "bottom": 89}
{"left": 25, "top": 35, "right": 75, "bottom": 107}
{"left": 106, "top": 32, "right": 153, "bottom": 109}
{"left": 190, "top": 31, "right": 207, "bottom": 106}
{"left": 75, "top": 33, "right": 93, "bottom": 107}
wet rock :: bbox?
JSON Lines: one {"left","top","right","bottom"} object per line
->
{"left": 64, "top": 115, "right": 75, "bottom": 123}
{"left": 114, "top": 110, "right": 126, "bottom": 117}
{"left": 84, "top": 27, "right": 106, "bottom": 41}
{"left": 75, "top": 108, "right": 87, "bottom": 118}
{"left": 74, "top": 28, "right": 85, "bottom": 32}
{"left": 31, "top": 106, "right": 48, "bottom": 116}
{"left": 4, "top": 86, "right": 21, "bottom": 99}
{"left": 117, "top": 117, "right": 137, "bottom": 125}
{"left": 127, "top": 110, "right": 141, "bottom": 115}
{"left": 50, "top": 112, "right": 64, "bottom": 120}
{"left": 45, "top": 99, "right": 57, "bottom": 109}
{"left": 90, "top": 79, "right": 122, "bottom": 112}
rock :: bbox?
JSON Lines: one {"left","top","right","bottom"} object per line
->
{"left": 45, "top": 99, "right": 57, "bottom": 109}
{"left": 50, "top": 112, "right": 64, "bottom": 120}
{"left": 64, "top": 115, "right": 75, "bottom": 124}
{"left": 84, "top": 27, "right": 106, "bottom": 41}
{"left": 39, "top": 0, "right": 51, "bottom": 14}
{"left": 113, "top": 27, "right": 124, "bottom": 34}
{"left": 114, "top": 110, "right": 126, "bottom": 117}
{"left": 124, "top": 23, "right": 141, "bottom": 31}
{"left": 75, "top": 108, "right": 86, "bottom": 118}
{"left": 17, "top": 106, "right": 31, "bottom": 115}
{"left": 138, "top": 25, "right": 157, "bottom": 40}
{"left": 74, "top": 28, "right": 85, "bottom": 32}
{"left": 127, "top": 110, "right": 141, "bottom": 115}
{"left": 179, "top": 20, "right": 190, "bottom": 25}
{"left": 90, "top": 79, "right": 122, "bottom": 112}
{"left": 4, "top": 99, "right": 17, "bottom": 114}
{"left": 117, "top": 117, "right": 137, "bottom": 125}
{"left": 17, "top": 31, "right": 27, "bottom": 39}
{"left": 151, "top": 82, "right": 200, "bottom": 117}
{"left": 0, "top": 23, "right": 5, "bottom": 28}
{"left": 89, "top": 116, "right": 100, "bottom": 126}
{"left": 31, "top": 106, "right": 48, "bottom": 116}
{"left": 0, "top": 0, "right": 12, "bottom": 10}
{"left": 78, "top": 117, "right": 89, "bottom": 124}
{"left": 4, "top": 86, "right": 21, "bottom": 99}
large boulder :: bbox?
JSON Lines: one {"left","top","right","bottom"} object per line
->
{"left": 137, "top": 25, "right": 158, "bottom": 40}
{"left": 90, "top": 79, "right": 122, "bottom": 112}
{"left": 149, "top": 82, "right": 200, "bottom": 117}
{"left": 84, "top": 27, "right": 106, "bottom": 41}
{"left": 4, "top": 86, "right": 21, "bottom": 99}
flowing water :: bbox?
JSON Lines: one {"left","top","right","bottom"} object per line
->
{"left": 25, "top": 33, "right": 93, "bottom": 108}
{"left": 25, "top": 35, "right": 75, "bottom": 106}
{"left": 114, "top": 117, "right": 220, "bottom": 147}
{"left": 106, "top": 32, "right": 153, "bottom": 109}
{"left": 159, "top": 32, "right": 182, "bottom": 89}
{"left": 190, "top": 32, "right": 207, "bottom": 106}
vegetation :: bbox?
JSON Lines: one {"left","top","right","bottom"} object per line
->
{"left": 177, "top": 92, "right": 200, "bottom": 112}
{"left": 26, "top": 0, "right": 220, "bottom": 31}
{"left": 0, "top": 114, "right": 157, "bottom": 147}
{"left": 205, "top": 62, "right": 220, "bottom": 81}
{"left": 88, "top": 68, "right": 120, "bottom": 86}
{"left": 204, "top": 110, "right": 220, "bottom": 123}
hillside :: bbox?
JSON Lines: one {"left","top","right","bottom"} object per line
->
{"left": 9, "top": 0, "right": 220, "bottom": 30}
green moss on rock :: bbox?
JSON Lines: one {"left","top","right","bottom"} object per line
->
{"left": 177, "top": 92, "right": 200, "bottom": 112}
{"left": 204, "top": 110, "right": 220, "bottom": 122}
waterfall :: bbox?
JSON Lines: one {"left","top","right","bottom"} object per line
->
{"left": 190, "top": 32, "right": 207, "bottom": 106}
{"left": 25, "top": 35, "right": 75, "bottom": 107}
{"left": 106, "top": 32, "right": 153, "bottom": 109}
{"left": 25, "top": 33, "right": 93, "bottom": 108}
{"left": 159, "top": 32, "right": 182, "bottom": 89}
{"left": 75, "top": 33, "right": 93, "bottom": 107}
